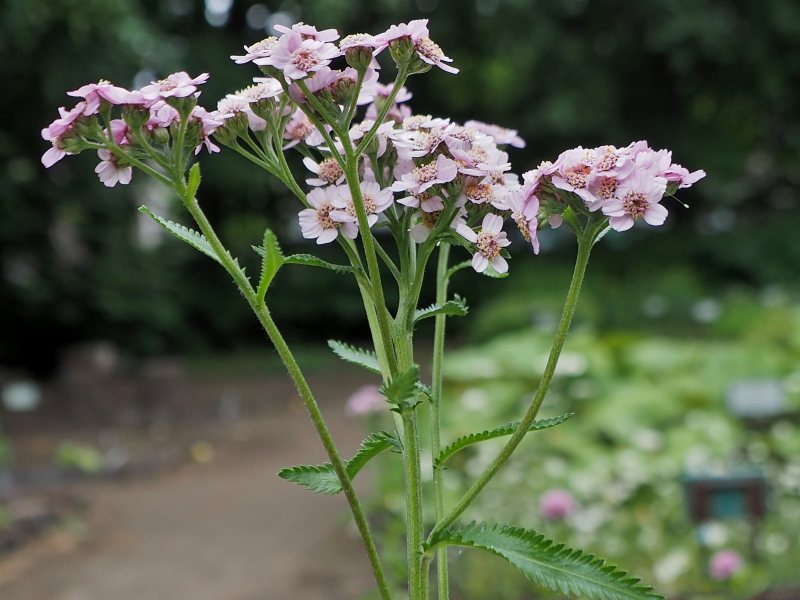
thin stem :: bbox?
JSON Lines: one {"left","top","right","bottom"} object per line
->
{"left": 354, "top": 66, "right": 408, "bottom": 157}
{"left": 402, "top": 407, "right": 424, "bottom": 600}
{"left": 374, "top": 239, "right": 402, "bottom": 283}
{"left": 428, "top": 234, "right": 593, "bottom": 541}
{"left": 430, "top": 243, "right": 451, "bottom": 600}
{"left": 180, "top": 189, "right": 392, "bottom": 600}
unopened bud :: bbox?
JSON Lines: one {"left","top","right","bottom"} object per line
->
{"left": 389, "top": 36, "right": 416, "bottom": 67}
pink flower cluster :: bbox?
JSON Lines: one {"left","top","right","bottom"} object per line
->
{"left": 515, "top": 142, "right": 705, "bottom": 235}
{"left": 539, "top": 488, "right": 577, "bottom": 520}
{"left": 230, "top": 19, "right": 458, "bottom": 83}
{"left": 42, "top": 73, "right": 221, "bottom": 186}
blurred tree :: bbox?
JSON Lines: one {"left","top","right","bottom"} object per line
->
{"left": 3, "top": 0, "right": 799, "bottom": 373}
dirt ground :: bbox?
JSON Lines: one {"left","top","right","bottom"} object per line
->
{"left": 0, "top": 372, "right": 379, "bottom": 600}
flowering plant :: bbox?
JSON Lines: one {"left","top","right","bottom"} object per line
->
{"left": 42, "top": 18, "right": 703, "bottom": 600}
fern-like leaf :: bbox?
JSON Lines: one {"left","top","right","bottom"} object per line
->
{"left": 252, "top": 229, "right": 284, "bottom": 297}
{"left": 379, "top": 365, "right": 420, "bottom": 408}
{"left": 138, "top": 206, "right": 220, "bottom": 264}
{"left": 284, "top": 254, "right": 355, "bottom": 274}
{"left": 414, "top": 295, "right": 468, "bottom": 323}
{"left": 278, "top": 431, "right": 401, "bottom": 494}
{"left": 430, "top": 522, "right": 663, "bottom": 600}
{"left": 435, "top": 413, "right": 574, "bottom": 467}
{"left": 328, "top": 340, "right": 381, "bottom": 374}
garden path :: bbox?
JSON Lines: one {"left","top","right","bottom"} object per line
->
{"left": 0, "top": 372, "right": 376, "bottom": 600}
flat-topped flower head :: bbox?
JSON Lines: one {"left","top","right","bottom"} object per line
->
{"left": 139, "top": 72, "right": 209, "bottom": 104}
{"left": 274, "top": 22, "right": 339, "bottom": 43}
{"left": 68, "top": 80, "right": 144, "bottom": 115}
{"left": 602, "top": 169, "right": 668, "bottom": 231}
{"left": 457, "top": 213, "right": 511, "bottom": 274}
{"left": 231, "top": 36, "right": 279, "bottom": 65}
{"left": 331, "top": 181, "right": 394, "bottom": 227}
{"left": 271, "top": 32, "right": 340, "bottom": 81}
{"left": 304, "top": 156, "right": 345, "bottom": 187}
{"left": 297, "top": 186, "right": 357, "bottom": 244}
{"left": 94, "top": 149, "right": 132, "bottom": 187}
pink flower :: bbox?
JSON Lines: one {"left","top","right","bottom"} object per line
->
{"left": 94, "top": 149, "right": 132, "bottom": 187}
{"left": 41, "top": 103, "right": 87, "bottom": 167}
{"left": 391, "top": 154, "right": 458, "bottom": 195}
{"left": 139, "top": 72, "right": 209, "bottom": 104}
{"left": 270, "top": 32, "right": 340, "bottom": 81}
{"left": 147, "top": 101, "right": 180, "bottom": 129}
{"left": 339, "top": 33, "right": 379, "bottom": 51}
{"left": 190, "top": 106, "right": 223, "bottom": 154}
{"left": 303, "top": 156, "right": 345, "bottom": 187}
{"left": 457, "top": 213, "right": 511, "bottom": 274}
{"left": 215, "top": 95, "right": 267, "bottom": 131}
{"left": 663, "top": 163, "right": 706, "bottom": 188}
{"left": 274, "top": 22, "right": 339, "bottom": 43}
{"left": 231, "top": 36, "right": 279, "bottom": 65}
{"left": 539, "top": 489, "right": 577, "bottom": 520}
{"left": 374, "top": 19, "right": 430, "bottom": 53}
{"left": 464, "top": 120, "right": 525, "bottom": 148}
{"left": 331, "top": 181, "right": 394, "bottom": 227}
{"left": 709, "top": 550, "right": 743, "bottom": 581}
{"left": 108, "top": 119, "right": 129, "bottom": 145}
{"left": 283, "top": 109, "right": 326, "bottom": 148}
{"left": 602, "top": 169, "right": 668, "bottom": 231}
{"left": 410, "top": 205, "right": 466, "bottom": 243}
{"left": 551, "top": 147, "right": 596, "bottom": 205}
{"left": 414, "top": 37, "right": 459, "bottom": 74}
{"left": 507, "top": 189, "right": 540, "bottom": 254}
{"left": 348, "top": 119, "right": 394, "bottom": 157}
{"left": 287, "top": 66, "right": 341, "bottom": 103}
{"left": 68, "top": 80, "right": 144, "bottom": 114}
{"left": 346, "top": 385, "right": 385, "bottom": 416}
{"left": 297, "top": 186, "right": 357, "bottom": 244}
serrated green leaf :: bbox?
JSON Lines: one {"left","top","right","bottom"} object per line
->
{"left": 187, "top": 163, "right": 201, "bottom": 198}
{"left": 278, "top": 431, "right": 401, "bottom": 494}
{"left": 414, "top": 295, "right": 468, "bottom": 324}
{"left": 435, "top": 413, "right": 574, "bottom": 467}
{"left": 379, "top": 365, "right": 420, "bottom": 407}
{"left": 138, "top": 205, "right": 220, "bottom": 264}
{"left": 284, "top": 254, "right": 355, "bottom": 274}
{"left": 328, "top": 340, "right": 381, "bottom": 374}
{"left": 252, "top": 229, "right": 284, "bottom": 297}
{"left": 482, "top": 265, "right": 509, "bottom": 278}
{"left": 430, "top": 522, "right": 662, "bottom": 600}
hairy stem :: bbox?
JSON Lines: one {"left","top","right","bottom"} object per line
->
{"left": 430, "top": 243, "right": 451, "bottom": 599}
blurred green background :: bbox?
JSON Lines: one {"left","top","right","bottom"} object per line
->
{"left": 3, "top": 0, "right": 799, "bottom": 374}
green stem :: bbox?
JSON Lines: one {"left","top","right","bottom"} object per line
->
{"left": 402, "top": 407, "right": 424, "bottom": 600}
{"left": 354, "top": 66, "right": 408, "bottom": 157}
{"left": 180, "top": 190, "right": 392, "bottom": 600}
{"left": 430, "top": 243, "right": 451, "bottom": 600}
{"left": 342, "top": 157, "right": 398, "bottom": 373}
{"left": 428, "top": 233, "right": 593, "bottom": 541}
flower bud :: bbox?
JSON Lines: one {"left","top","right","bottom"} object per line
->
{"left": 344, "top": 46, "right": 374, "bottom": 71}
{"left": 328, "top": 77, "right": 357, "bottom": 105}
{"left": 59, "top": 132, "right": 92, "bottom": 154}
{"left": 150, "top": 126, "right": 171, "bottom": 147}
{"left": 122, "top": 106, "right": 149, "bottom": 132}
{"left": 389, "top": 36, "right": 416, "bottom": 67}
